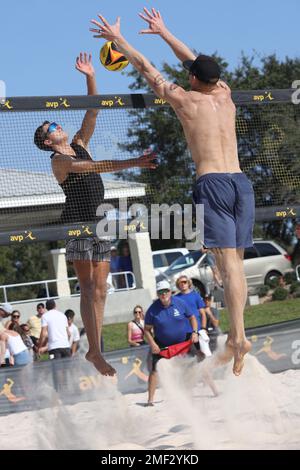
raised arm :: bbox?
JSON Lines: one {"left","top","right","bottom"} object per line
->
{"left": 139, "top": 7, "right": 196, "bottom": 62}
{"left": 90, "top": 15, "right": 187, "bottom": 106}
{"left": 52, "top": 149, "right": 158, "bottom": 175}
{"left": 73, "top": 53, "right": 99, "bottom": 149}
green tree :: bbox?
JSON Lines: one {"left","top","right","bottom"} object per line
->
{"left": 0, "top": 243, "right": 52, "bottom": 302}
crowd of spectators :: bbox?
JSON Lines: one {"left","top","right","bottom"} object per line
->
{"left": 0, "top": 300, "right": 82, "bottom": 368}
{"left": 0, "top": 243, "right": 221, "bottom": 401}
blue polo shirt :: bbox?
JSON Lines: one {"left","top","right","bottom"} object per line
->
{"left": 176, "top": 290, "right": 205, "bottom": 330}
{"left": 145, "top": 296, "right": 192, "bottom": 347}
{"left": 110, "top": 256, "right": 120, "bottom": 273}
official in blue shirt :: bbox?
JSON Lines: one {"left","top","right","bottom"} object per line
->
{"left": 175, "top": 275, "right": 206, "bottom": 331}
{"left": 144, "top": 280, "right": 199, "bottom": 406}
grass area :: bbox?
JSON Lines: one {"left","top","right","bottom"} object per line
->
{"left": 220, "top": 298, "right": 300, "bottom": 331}
{"left": 102, "top": 298, "right": 300, "bottom": 352}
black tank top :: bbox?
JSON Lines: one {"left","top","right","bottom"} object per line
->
{"left": 51, "top": 143, "right": 105, "bottom": 223}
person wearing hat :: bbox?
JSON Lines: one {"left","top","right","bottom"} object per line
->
{"left": 0, "top": 303, "right": 13, "bottom": 332}
{"left": 90, "top": 7, "right": 253, "bottom": 375}
{"left": 144, "top": 280, "right": 199, "bottom": 406}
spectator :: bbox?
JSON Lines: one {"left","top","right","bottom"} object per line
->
{"left": 0, "top": 303, "right": 13, "bottom": 323}
{"left": 175, "top": 276, "right": 206, "bottom": 328}
{"left": 0, "top": 304, "right": 13, "bottom": 366}
{"left": 119, "top": 243, "right": 133, "bottom": 288}
{"left": 20, "top": 324, "right": 35, "bottom": 356}
{"left": 4, "top": 309, "right": 21, "bottom": 329}
{"left": 38, "top": 299, "right": 71, "bottom": 359}
{"left": 144, "top": 281, "right": 199, "bottom": 406}
{"left": 127, "top": 305, "right": 145, "bottom": 347}
{"left": 175, "top": 275, "right": 212, "bottom": 358}
{"left": 0, "top": 327, "right": 32, "bottom": 367}
{"left": 204, "top": 295, "right": 221, "bottom": 353}
{"left": 27, "top": 303, "right": 46, "bottom": 346}
{"left": 110, "top": 245, "right": 121, "bottom": 289}
{"left": 110, "top": 245, "right": 120, "bottom": 273}
{"left": 65, "top": 309, "right": 80, "bottom": 356}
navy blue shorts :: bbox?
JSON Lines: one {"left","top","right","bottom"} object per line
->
{"left": 193, "top": 172, "right": 255, "bottom": 249}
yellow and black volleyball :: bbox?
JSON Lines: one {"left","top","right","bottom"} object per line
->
{"left": 100, "top": 41, "right": 129, "bottom": 72}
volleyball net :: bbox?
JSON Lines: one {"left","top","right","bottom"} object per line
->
{"left": 0, "top": 89, "right": 299, "bottom": 245}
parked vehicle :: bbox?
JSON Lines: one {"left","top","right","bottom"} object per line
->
{"left": 152, "top": 248, "right": 189, "bottom": 277}
{"left": 156, "top": 240, "right": 293, "bottom": 297}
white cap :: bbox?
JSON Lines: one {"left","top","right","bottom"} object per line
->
{"left": 0, "top": 303, "right": 13, "bottom": 315}
{"left": 156, "top": 280, "right": 171, "bottom": 292}
{"left": 110, "top": 246, "right": 117, "bottom": 251}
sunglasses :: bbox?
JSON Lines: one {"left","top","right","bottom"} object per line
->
{"left": 179, "top": 280, "right": 188, "bottom": 284}
{"left": 157, "top": 289, "right": 170, "bottom": 295}
{"left": 47, "top": 122, "right": 60, "bottom": 134}
{"left": 134, "top": 310, "right": 142, "bottom": 314}
{"left": 12, "top": 315, "right": 20, "bottom": 319}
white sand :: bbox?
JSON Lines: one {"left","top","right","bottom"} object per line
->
{"left": 1, "top": 354, "right": 300, "bottom": 450}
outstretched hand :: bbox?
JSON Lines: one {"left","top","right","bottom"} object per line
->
{"left": 75, "top": 53, "right": 95, "bottom": 77}
{"left": 139, "top": 7, "right": 166, "bottom": 35}
{"left": 90, "top": 14, "right": 122, "bottom": 41}
{"left": 137, "top": 149, "right": 158, "bottom": 169}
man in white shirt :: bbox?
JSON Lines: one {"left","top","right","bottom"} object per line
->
{"left": 38, "top": 299, "right": 71, "bottom": 359}
{"left": 65, "top": 309, "right": 80, "bottom": 356}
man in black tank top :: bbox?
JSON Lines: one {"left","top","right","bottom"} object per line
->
{"left": 34, "top": 53, "right": 157, "bottom": 376}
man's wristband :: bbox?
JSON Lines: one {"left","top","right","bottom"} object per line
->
{"left": 192, "top": 330, "right": 199, "bottom": 335}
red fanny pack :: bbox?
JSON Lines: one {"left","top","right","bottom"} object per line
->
{"left": 159, "top": 339, "right": 193, "bottom": 359}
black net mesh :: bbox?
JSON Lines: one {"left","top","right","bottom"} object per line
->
{"left": 237, "top": 102, "right": 300, "bottom": 209}
{"left": 0, "top": 91, "right": 299, "bottom": 244}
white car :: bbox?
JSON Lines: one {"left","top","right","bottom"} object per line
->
{"left": 156, "top": 240, "right": 293, "bottom": 297}
{"left": 152, "top": 248, "right": 189, "bottom": 277}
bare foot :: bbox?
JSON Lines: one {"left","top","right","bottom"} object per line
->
{"left": 232, "top": 340, "right": 252, "bottom": 376}
{"left": 86, "top": 352, "right": 116, "bottom": 376}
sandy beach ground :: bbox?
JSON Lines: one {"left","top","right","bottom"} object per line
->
{"left": 1, "top": 353, "right": 300, "bottom": 450}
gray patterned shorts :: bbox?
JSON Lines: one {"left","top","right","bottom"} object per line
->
{"left": 66, "top": 238, "right": 111, "bottom": 263}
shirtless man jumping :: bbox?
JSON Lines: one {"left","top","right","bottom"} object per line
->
{"left": 90, "top": 8, "right": 254, "bottom": 375}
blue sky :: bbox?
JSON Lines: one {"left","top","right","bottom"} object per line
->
{"left": 1, "top": 0, "right": 299, "bottom": 97}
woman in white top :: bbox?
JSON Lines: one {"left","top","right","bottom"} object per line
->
{"left": 0, "top": 329, "right": 32, "bottom": 366}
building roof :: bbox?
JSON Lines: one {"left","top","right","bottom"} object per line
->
{"left": 0, "top": 168, "right": 146, "bottom": 209}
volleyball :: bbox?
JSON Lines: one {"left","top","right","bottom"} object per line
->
{"left": 100, "top": 41, "right": 129, "bottom": 72}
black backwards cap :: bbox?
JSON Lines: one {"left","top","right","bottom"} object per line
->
{"left": 183, "top": 55, "right": 221, "bottom": 84}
